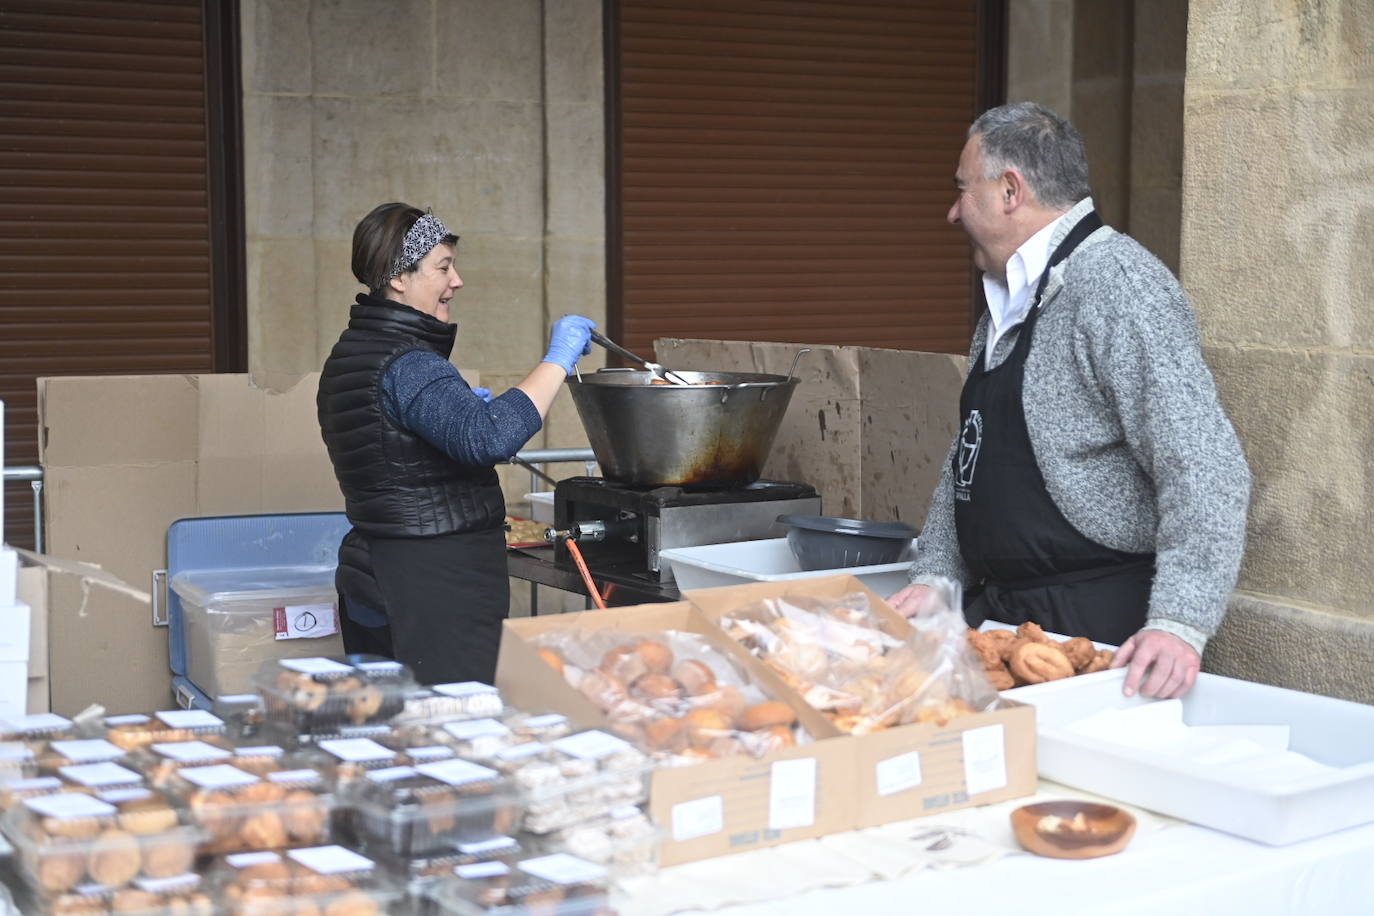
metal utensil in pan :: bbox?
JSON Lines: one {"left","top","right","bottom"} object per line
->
{"left": 589, "top": 330, "right": 692, "bottom": 386}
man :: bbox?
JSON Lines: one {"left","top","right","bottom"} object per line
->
{"left": 888, "top": 103, "right": 1250, "bottom": 700}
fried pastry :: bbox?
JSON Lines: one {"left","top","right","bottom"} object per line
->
{"left": 1009, "top": 641, "right": 1075, "bottom": 684}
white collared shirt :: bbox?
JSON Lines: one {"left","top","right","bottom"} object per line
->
{"left": 982, "top": 210, "right": 1074, "bottom": 370}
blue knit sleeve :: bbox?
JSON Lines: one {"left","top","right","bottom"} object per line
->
{"left": 381, "top": 350, "right": 542, "bottom": 466}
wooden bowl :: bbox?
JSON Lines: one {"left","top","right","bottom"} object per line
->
{"left": 1010, "top": 800, "right": 1136, "bottom": 859}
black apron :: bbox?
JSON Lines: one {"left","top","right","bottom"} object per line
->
{"left": 953, "top": 212, "right": 1153, "bottom": 646}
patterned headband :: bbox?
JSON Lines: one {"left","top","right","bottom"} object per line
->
{"left": 388, "top": 213, "right": 453, "bottom": 280}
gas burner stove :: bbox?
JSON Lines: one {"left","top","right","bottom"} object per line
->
{"left": 552, "top": 476, "right": 820, "bottom": 583}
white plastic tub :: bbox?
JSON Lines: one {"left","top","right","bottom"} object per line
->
{"left": 524, "top": 492, "right": 555, "bottom": 524}
{"left": 659, "top": 537, "right": 917, "bottom": 597}
{"left": 1006, "top": 668, "right": 1374, "bottom": 845}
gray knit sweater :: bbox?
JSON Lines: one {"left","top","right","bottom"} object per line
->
{"left": 909, "top": 198, "right": 1251, "bottom": 653}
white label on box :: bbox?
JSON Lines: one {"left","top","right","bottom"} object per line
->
{"left": 416, "top": 758, "right": 498, "bottom": 787}
{"left": 217, "top": 694, "right": 260, "bottom": 705}
{"left": 495, "top": 742, "right": 547, "bottom": 761}
{"left": 552, "top": 730, "right": 631, "bottom": 760}
{"left": 961, "top": 724, "right": 1008, "bottom": 796}
{"left": 154, "top": 710, "right": 224, "bottom": 729}
{"left": 3, "top": 712, "right": 71, "bottom": 734}
{"left": 152, "top": 740, "right": 231, "bottom": 762}
{"left": 520, "top": 714, "right": 567, "bottom": 728}
{"left": 366, "top": 766, "right": 416, "bottom": 783}
{"left": 671, "top": 795, "right": 724, "bottom": 841}
{"left": 457, "top": 862, "right": 509, "bottom": 879}
{"left": 0, "top": 742, "right": 32, "bottom": 761}
{"left": 267, "top": 768, "right": 321, "bottom": 786}
{"left": 434, "top": 681, "right": 498, "bottom": 698}
{"left": 7, "top": 777, "right": 60, "bottom": 792}
{"left": 406, "top": 746, "right": 455, "bottom": 761}
{"left": 519, "top": 853, "right": 608, "bottom": 886}
{"left": 458, "top": 836, "right": 517, "bottom": 855}
{"left": 280, "top": 658, "right": 353, "bottom": 675}
{"left": 181, "top": 764, "right": 259, "bottom": 790}
{"left": 50, "top": 739, "right": 124, "bottom": 763}
{"left": 105, "top": 715, "right": 149, "bottom": 727}
{"left": 442, "top": 718, "right": 510, "bottom": 740}
{"left": 227, "top": 851, "right": 281, "bottom": 869}
{"left": 134, "top": 874, "right": 199, "bottom": 894}
{"left": 318, "top": 738, "right": 394, "bottom": 763}
{"left": 875, "top": 750, "right": 924, "bottom": 797}
{"left": 58, "top": 762, "right": 142, "bottom": 787}
{"left": 357, "top": 660, "right": 404, "bottom": 674}
{"left": 99, "top": 788, "right": 152, "bottom": 804}
{"left": 769, "top": 758, "right": 817, "bottom": 831}
{"left": 235, "top": 746, "right": 284, "bottom": 759}
{"left": 288, "top": 845, "right": 375, "bottom": 875}
{"left": 273, "top": 603, "right": 338, "bottom": 641}
{"left": 26, "top": 793, "right": 116, "bottom": 819}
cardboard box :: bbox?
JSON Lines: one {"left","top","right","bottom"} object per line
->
{"left": 654, "top": 340, "right": 967, "bottom": 523}
{"left": 496, "top": 575, "right": 1036, "bottom": 866}
{"left": 0, "top": 547, "right": 15, "bottom": 606}
{"left": 17, "top": 565, "right": 49, "bottom": 713}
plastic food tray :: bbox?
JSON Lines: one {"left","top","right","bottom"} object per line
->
{"left": 214, "top": 845, "right": 403, "bottom": 916}
{"left": 252, "top": 656, "right": 415, "bottom": 736}
{"left": 660, "top": 536, "right": 917, "bottom": 597}
{"left": 423, "top": 852, "right": 611, "bottom": 916}
{"left": 1005, "top": 668, "right": 1374, "bottom": 845}
{"left": 156, "top": 760, "right": 335, "bottom": 853}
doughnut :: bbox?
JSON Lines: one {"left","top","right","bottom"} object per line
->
{"left": 1009, "top": 641, "right": 1075, "bottom": 684}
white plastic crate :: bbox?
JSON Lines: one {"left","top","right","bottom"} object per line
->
{"left": 659, "top": 537, "right": 917, "bottom": 597}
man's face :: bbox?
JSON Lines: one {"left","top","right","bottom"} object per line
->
{"left": 393, "top": 242, "right": 462, "bottom": 321}
{"left": 947, "top": 135, "right": 1008, "bottom": 279}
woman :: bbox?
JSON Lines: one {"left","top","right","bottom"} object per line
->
{"left": 317, "top": 202, "right": 595, "bottom": 685}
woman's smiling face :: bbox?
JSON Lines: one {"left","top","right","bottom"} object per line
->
{"left": 390, "top": 242, "right": 462, "bottom": 321}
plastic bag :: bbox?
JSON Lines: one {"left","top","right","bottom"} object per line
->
{"left": 717, "top": 587, "right": 1002, "bottom": 734}
{"left": 532, "top": 630, "right": 808, "bottom": 762}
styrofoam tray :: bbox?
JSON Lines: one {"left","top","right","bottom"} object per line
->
{"left": 1006, "top": 668, "right": 1374, "bottom": 845}
{"left": 659, "top": 537, "right": 916, "bottom": 597}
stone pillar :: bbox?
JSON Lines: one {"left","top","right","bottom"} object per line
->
{"left": 1183, "top": 0, "right": 1374, "bottom": 702}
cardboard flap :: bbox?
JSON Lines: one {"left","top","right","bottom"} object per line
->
{"left": 38, "top": 375, "right": 199, "bottom": 468}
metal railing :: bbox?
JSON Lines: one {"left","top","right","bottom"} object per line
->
{"left": 1, "top": 466, "right": 43, "bottom": 553}
{"left": 2, "top": 450, "right": 594, "bottom": 556}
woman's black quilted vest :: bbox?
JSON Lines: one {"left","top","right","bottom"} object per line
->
{"left": 317, "top": 295, "right": 505, "bottom": 538}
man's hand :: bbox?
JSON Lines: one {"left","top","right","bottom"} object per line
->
{"left": 887, "top": 584, "right": 932, "bottom": 619}
{"left": 1111, "top": 628, "right": 1200, "bottom": 699}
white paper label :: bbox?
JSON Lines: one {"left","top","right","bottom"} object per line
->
{"left": 961, "top": 724, "right": 1008, "bottom": 796}
{"left": 99, "top": 788, "right": 152, "bottom": 804}
{"left": 280, "top": 657, "right": 353, "bottom": 675}
{"left": 520, "top": 853, "right": 607, "bottom": 886}
{"left": 458, "top": 836, "right": 517, "bottom": 855}
{"left": 768, "top": 757, "right": 817, "bottom": 831}
{"left": 405, "top": 746, "right": 455, "bottom": 761}
{"left": 366, "top": 766, "right": 417, "bottom": 783}
{"left": 58, "top": 762, "right": 142, "bottom": 788}
{"left": 273, "top": 602, "right": 338, "bottom": 641}
{"left": 227, "top": 851, "right": 281, "bottom": 869}
{"left": 0, "top": 742, "right": 32, "bottom": 761}
{"left": 357, "top": 660, "right": 404, "bottom": 674}
{"left": 7, "top": 777, "right": 60, "bottom": 792}
{"left": 496, "top": 742, "right": 548, "bottom": 762}
{"left": 155, "top": 710, "right": 224, "bottom": 729}
{"left": 442, "top": 718, "right": 510, "bottom": 740}
{"left": 3, "top": 713, "right": 72, "bottom": 733}
{"left": 875, "top": 750, "right": 924, "bottom": 797}
{"left": 551, "top": 730, "right": 631, "bottom": 760}
{"left": 134, "top": 874, "right": 200, "bottom": 894}
{"left": 26, "top": 793, "right": 116, "bottom": 819}
{"left": 520, "top": 714, "right": 567, "bottom": 728}
{"left": 50, "top": 739, "right": 124, "bottom": 763}
{"left": 105, "top": 715, "right": 150, "bottom": 727}
{"left": 235, "top": 746, "right": 284, "bottom": 759}
{"left": 318, "top": 738, "right": 394, "bottom": 763}
{"left": 152, "top": 740, "right": 232, "bottom": 762}
{"left": 217, "top": 694, "right": 260, "bottom": 705}
{"left": 181, "top": 764, "right": 260, "bottom": 790}
{"left": 457, "top": 862, "right": 509, "bottom": 879}
{"left": 671, "top": 795, "right": 724, "bottom": 841}
{"left": 268, "top": 769, "right": 321, "bottom": 787}
{"left": 434, "top": 681, "right": 498, "bottom": 698}
{"left": 288, "top": 845, "right": 375, "bottom": 875}
{"left": 416, "top": 758, "right": 498, "bottom": 787}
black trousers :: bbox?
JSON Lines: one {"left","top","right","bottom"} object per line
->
{"left": 340, "top": 529, "right": 510, "bottom": 685}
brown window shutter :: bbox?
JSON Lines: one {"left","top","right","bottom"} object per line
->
{"left": 0, "top": 0, "right": 230, "bottom": 548}
{"left": 611, "top": 0, "right": 980, "bottom": 358}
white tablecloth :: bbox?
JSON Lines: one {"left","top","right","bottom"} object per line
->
{"left": 620, "top": 782, "right": 1374, "bottom": 916}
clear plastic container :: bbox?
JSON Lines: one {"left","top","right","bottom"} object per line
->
{"left": 98, "top": 710, "right": 230, "bottom": 753}
{"left": 434, "top": 718, "right": 526, "bottom": 761}
{"left": 0, "top": 776, "right": 62, "bottom": 813}
{"left": 0, "top": 713, "right": 75, "bottom": 743}
{"left": 505, "top": 713, "right": 574, "bottom": 744}
{"left": 213, "top": 693, "right": 268, "bottom": 743}
{"left": 155, "top": 762, "right": 335, "bottom": 854}
{"left": 310, "top": 735, "right": 405, "bottom": 788}
{"left": 172, "top": 565, "right": 345, "bottom": 698}
{"left": 214, "top": 845, "right": 403, "bottom": 916}
{"left": 397, "top": 682, "right": 506, "bottom": 725}
{"left": 508, "top": 732, "right": 651, "bottom": 836}
{"left": 345, "top": 759, "right": 520, "bottom": 859}
{"left": 530, "top": 805, "right": 657, "bottom": 876}
{"left": 424, "top": 853, "right": 612, "bottom": 916}
{"left": 17, "top": 871, "right": 214, "bottom": 916}
{"left": 252, "top": 656, "right": 415, "bottom": 735}
{"left": 2, "top": 789, "right": 202, "bottom": 895}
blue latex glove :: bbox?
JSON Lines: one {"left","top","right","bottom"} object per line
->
{"left": 470, "top": 386, "right": 494, "bottom": 403}
{"left": 543, "top": 315, "right": 597, "bottom": 375}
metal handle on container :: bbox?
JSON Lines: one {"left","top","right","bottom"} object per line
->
{"left": 151, "top": 569, "right": 168, "bottom": 627}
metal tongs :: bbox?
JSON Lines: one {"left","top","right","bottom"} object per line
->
{"left": 589, "top": 330, "right": 692, "bottom": 385}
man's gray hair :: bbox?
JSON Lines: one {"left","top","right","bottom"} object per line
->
{"left": 970, "top": 102, "right": 1091, "bottom": 210}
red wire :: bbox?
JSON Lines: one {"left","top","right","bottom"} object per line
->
{"left": 563, "top": 538, "right": 607, "bottom": 610}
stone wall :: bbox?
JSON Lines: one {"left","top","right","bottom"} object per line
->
{"left": 1183, "top": 0, "right": 1374, "bottom": 701}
